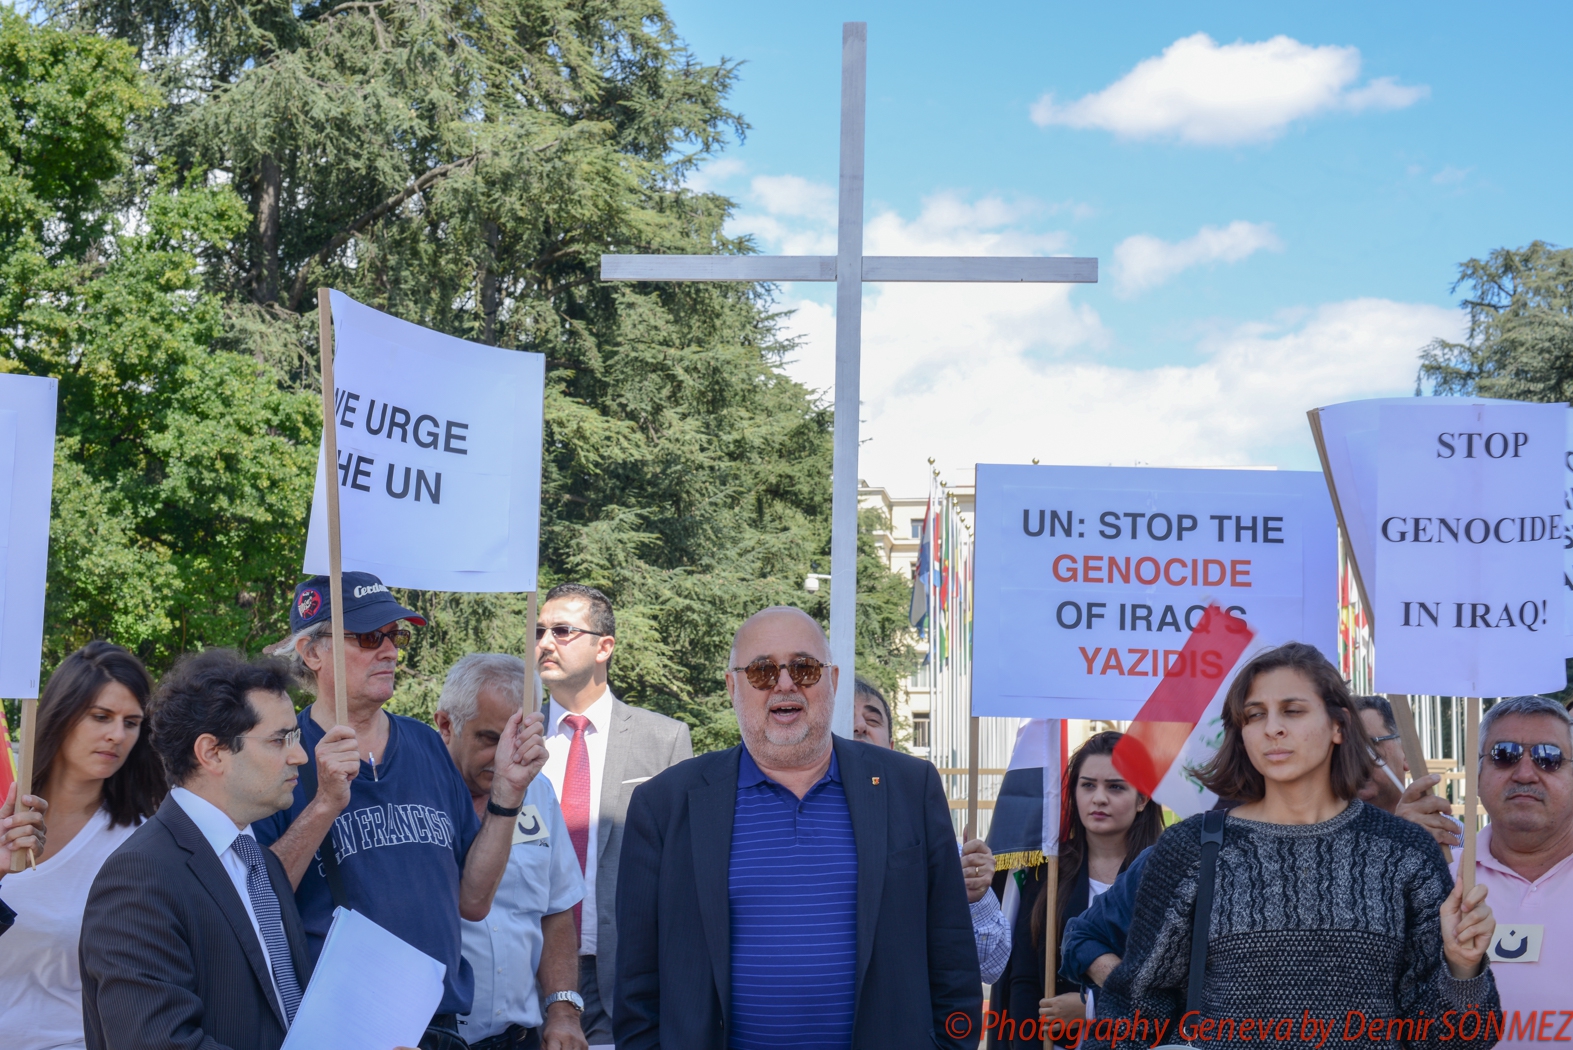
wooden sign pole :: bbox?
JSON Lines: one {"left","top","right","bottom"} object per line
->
{"left": 1460, "top": 697, "right": 1480, "bottom": 893}
{"left": 965, "top": 714, "right": 980, "bottom": 840}
{"left": 525, "top": 590, "right": 540, "bottom": 715}
{"left": 8, "top": 697, "right": 38, "bottom": 872}
{"left": 317, "top": 289, "right": 349, "bottom": 727}
{"left": 1041, "top": 854, "right": 1059, "bottom": 1049}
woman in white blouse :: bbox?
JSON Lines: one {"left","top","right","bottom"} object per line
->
{"left": 0, "top": 642, "right": 165, "bottom": 1050}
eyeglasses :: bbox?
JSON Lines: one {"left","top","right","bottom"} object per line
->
{"left": 348, "top": 628, "right": 411, "bottom": 650}
{"left": 535, "top": 624, "right": 607, "bottom": 643}
{"left": 1371, "top": 733, "right": 1401, "bottom": 745}
{"left": 1488, "top": 741, "right": 1565, "bottom": 773}
{"left": 731, "top": 656, "right": 830, "bottom": 692}
{"left": 241, "top": 728, "right": 303, "bottom": 750}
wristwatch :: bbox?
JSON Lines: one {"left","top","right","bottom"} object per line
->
{"left": 485, "top": 798, "right": 522, "bottom": 818}
{"left": 544, "top": 990, "right": 584, "bottom": 1013}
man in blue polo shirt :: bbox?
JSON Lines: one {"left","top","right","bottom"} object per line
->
{"left": 256, "top": 573, "right": 547, "bottom": 1050}
{"left": 615, "top": 606, "right": 980, "bottom": 1050}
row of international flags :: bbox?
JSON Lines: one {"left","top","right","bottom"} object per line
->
{"left": 908, "top": 481, "right": 973, "bottom": 673}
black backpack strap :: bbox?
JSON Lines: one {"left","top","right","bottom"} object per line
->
{"left": 296, "top": 745, "right": 349, "bottom": 910}
{"left": 1185, "top": 809, "right": 1227, "bottom": 1016}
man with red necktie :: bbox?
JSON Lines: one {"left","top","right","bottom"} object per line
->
{"left": 538, "top": 584, "right": 693, "bottom": 1046}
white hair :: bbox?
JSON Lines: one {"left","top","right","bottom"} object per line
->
{"left": 437, "top": 653, "right": 528, "bottom": 732}
{"left": 1479, "top": 695, "right": 1573, "bottom": 755}
{"left": 266, "top": 622, "right": 333, "bottom": 692}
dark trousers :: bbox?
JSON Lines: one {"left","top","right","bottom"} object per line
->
{"left": 578, "top": 955, "right": 613, "bottom": 1044}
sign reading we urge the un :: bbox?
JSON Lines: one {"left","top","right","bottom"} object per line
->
{"left": 304, "top": 292, "right": 545, "bottom": 592}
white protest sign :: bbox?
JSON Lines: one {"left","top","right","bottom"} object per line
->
{"left": 1374, "top": 400, "right": 1565, "bottom": 696}
{"left": 0, "top": 376, "right": 56, "bottom": 698}
{"left": 972, "top": 464, "right": 1336, "bottom": 720}
{"left": 304, "top": 292, "right": 544, "bottom": 591}
{"left": 1563, "top": 409, "right": 1573, "bottom": 653}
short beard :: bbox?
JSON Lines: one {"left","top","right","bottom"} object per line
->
{"left": 739, "top": 704, "right": 833, "bottom": 770}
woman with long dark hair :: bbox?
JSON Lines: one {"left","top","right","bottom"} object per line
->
{"left": 1093, "top": 642, "right": 1499, "bottom": 1050}
{"left": 1003, "top": 730, "right": 1165, "bottom": 1047}
{"left": 0, "top": 642, "right": 165, "bottom": 1049}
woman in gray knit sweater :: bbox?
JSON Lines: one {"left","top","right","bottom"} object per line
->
{"left": 1093, "top": 643, "right": 1500, "bottom": 1050}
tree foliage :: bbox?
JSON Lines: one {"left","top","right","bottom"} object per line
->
{"left": 1418, "top": 241, "right": 1573, "bottom": 401}
{"left": 12, "top": 0, "right": 915, "bottom": 749}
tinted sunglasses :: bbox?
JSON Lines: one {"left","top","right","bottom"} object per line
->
{"left": 1489, "top": 741, "right": 1565, "bottom": 773}
{"left": 534, "top": 624, "right": 607, "bottom": 643}
{"left": 732, "top": 656, "right": 828, "bottom": 692}
{"left": 349, "top": 628, "right": 411, "bottom": 650}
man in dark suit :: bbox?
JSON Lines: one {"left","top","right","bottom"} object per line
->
{"left": 614, "top": 606, "right": 981, "bottom": 1050}
{"left": 81, "top": 650, "right": 313, "bottom": 1050}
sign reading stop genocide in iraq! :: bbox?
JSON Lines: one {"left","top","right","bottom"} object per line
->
{"left": 304, "top": 291, "right": 545, "bottom": 592}
{"left": 972, "top": 464, "right": 1336, "bottom": 721}
{"left": 1374, "top": 400, "right": 1565, "bottom": 696}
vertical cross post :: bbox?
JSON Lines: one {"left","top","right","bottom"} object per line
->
{"left": 829, "top": 23, "right": 868, "bottom": 738}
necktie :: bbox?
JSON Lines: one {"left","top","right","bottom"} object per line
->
{"left": 561, "top": 713, "right": 592, "bottom": 936}
{"left": 231, "top": 833, "right": 304, "bottom": 1025}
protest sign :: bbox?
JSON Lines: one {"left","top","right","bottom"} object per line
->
{"left": 1373, "top": 400, "right": 1564, "bottom": 696}
{"left": 972, "top": 464, "right": 1336, "bottom": 722}
{"left": 0, "top": 374, "right": 57, "bottom": 698}
{"left": 304, "top": 292, "right": 545, "bottom": 592}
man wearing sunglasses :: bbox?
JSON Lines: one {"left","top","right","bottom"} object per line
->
{"left": 1451, "top": 694, "right": 1573, "bottom": 1050}
{"left": 613, "top": 605, "right": 980, "bottom": 1050}
{"left": 255, "top": 572, "right": 549, "bottom": 1050}
{"left": 533, "top": 583, "right": 692, "bottom": 1046}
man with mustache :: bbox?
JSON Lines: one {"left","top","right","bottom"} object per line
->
{"left": 613, "top": 606, "right": 981, "bottom": 1050}
{"left": 1452, "top": 694, "right": 1573, "bottom": 1050}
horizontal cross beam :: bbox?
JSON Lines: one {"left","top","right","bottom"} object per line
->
{"left": 600, "top": 254, "right": 1098, "bottom": 283}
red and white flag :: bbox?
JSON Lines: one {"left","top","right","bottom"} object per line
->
{"left": 1112, "top": 604, "right": 1255, "bottom": 817}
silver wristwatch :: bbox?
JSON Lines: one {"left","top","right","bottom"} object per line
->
{"left": 544, "top": 990, "right": 584, "bottom": 1013}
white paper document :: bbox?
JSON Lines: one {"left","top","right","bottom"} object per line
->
{"left": 281, "top": 907, "right": 445, "bottom": 1050}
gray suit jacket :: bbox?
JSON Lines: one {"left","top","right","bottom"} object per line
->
{"left": 80, "top": 797, "right": 312, "bottom": 1050}
{"left": 545, "top": 694, "right": 692, "bottom": 1009}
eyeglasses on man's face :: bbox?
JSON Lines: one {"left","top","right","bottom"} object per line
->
{"left": 1370, "top": 732, "right": 1401, "bottom": 745}
{"left": 346, "top": 628, "right": 411, "bottom": 650}
{"left": 535, "top": 624, "right": 607, "bottom": 644}
{"left": 241, "top": 728, "right": 303, "bottom": 751}
{"left": 730, "top": 656, "right": 830, "bottom": 692}
{"left": 1488, "top": 741, "right": 1565, "bottom": 773}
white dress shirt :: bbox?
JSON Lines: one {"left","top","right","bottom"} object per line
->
{"left": 541, "top": 687, "right": 613, "bottom": 956}
{"left": 457, "top": 776, "right": 585, "bottom": 1041}
{"left": 169, "top": 786, "right": 287, "bottom": 1013}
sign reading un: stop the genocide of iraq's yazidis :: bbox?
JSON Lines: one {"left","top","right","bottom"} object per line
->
{"left": 1374, "top": 400, "right": 1565, "bottom": 696}
{"left": 972, "top": 464, "right": 1336, "bottom": 721}
{"left": 304, "top": 291, "right": 545, "bottom": 592}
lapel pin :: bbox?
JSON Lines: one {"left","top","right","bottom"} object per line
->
{"left": 871, "top": 776, "right": 880, "bottom": 785}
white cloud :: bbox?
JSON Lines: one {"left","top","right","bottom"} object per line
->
{"left": 1113, "top": 221, "right": 1283, "bottom": 295}
{"left": 1030, "top": 33, "right": 1429, "bottom": 145}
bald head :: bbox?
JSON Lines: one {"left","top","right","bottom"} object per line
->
{"left": 730, "top": 606, "right": 831, "bottom": 669}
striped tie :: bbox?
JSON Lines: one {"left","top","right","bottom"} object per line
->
{"left": 232, "top": 834, "right": 304, "bottom": 1024}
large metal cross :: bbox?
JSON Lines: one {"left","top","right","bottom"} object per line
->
{"left": 602, "top": 22, "right": 1098, "bottom": 737}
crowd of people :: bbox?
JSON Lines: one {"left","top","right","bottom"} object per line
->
{"left": 0, "top": 572, "right": 1567, "bottom": 1050}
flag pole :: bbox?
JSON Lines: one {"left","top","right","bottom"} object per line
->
{"left": 966, "top": 713, "right": 979, "bottom": 839}
{"left": 8, "top": 698, "right": 38, "bottom": 872}
{"left": 317, "top": 289, "right": 349, "bottom": 727}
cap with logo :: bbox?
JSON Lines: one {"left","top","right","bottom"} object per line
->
{"left": 289, "top": 572, "right": 427, "bottom": 634}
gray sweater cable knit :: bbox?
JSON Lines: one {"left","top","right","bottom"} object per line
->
{"left": 1092, "top": 800, "right": 1500, "bottom": 1050}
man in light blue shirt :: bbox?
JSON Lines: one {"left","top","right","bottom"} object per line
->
{"left": 438, "top": 654, "right": 586, "bottom": 1050}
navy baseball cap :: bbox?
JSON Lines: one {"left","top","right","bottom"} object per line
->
{"left": 289, "top": 572, "right": 427, "bottom": 634}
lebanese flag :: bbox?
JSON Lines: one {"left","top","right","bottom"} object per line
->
{"left": 1112, "top": 604, "right": 1255, "bottom": 817}
{"left": 0, "top": 704, "right": 16, "bottom": 804}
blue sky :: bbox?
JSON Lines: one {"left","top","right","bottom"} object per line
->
{"left": 663, "top": 0, "right": 1573, "bottom": 494}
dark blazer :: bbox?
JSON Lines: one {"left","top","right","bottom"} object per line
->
{"left": 80, "top": 796, "right": 313, "bottom": 1050}
{"left": 613, "top": 735, "right": 982, "bottom": 1050}
{"left": 1002, "top": 862, "right": 1092, "bottom": 1048}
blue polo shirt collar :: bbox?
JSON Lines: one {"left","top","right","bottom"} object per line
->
{"left": 737, "top": 744, "right": 841, "bottom": 789}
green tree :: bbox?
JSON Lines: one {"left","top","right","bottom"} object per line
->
{"left": 1418, "top": 241, "right": 1573, "bottom": 400}
{"left": 40, "top": 0, "right": 916, "bottom": 748}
